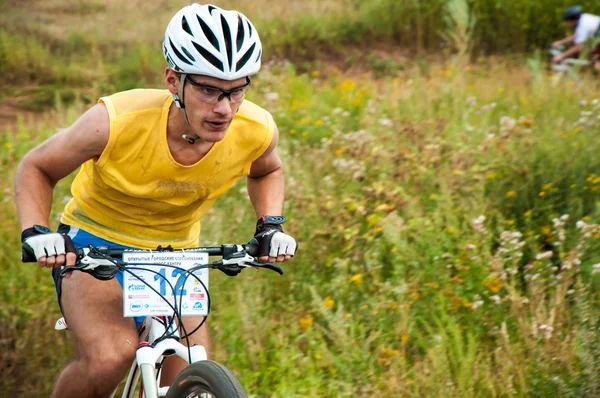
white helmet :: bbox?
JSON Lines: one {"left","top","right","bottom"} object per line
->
{"left": 163, "top": 3, "right": 262, "bottom": 80}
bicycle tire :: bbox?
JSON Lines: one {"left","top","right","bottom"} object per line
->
{"left": 165, "top": 360, "right": 247, "bottom": 398}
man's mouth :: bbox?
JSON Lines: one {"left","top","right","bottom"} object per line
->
{"left": 206, "top": 120, "right": 229, "bottom": 130}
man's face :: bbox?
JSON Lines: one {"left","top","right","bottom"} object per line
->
{"left": 166, "top": 70, "right": 249, "bottom": 142}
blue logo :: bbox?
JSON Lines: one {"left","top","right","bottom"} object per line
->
{"left": 128, "top": 284, "right": 146, "bottom": 292}
{"left": 193, "top": 302, "right": 203, "bottom": 310}
{"left": 129, "top": 303, "right": 142, "bottom": 312}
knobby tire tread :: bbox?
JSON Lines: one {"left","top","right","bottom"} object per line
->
{"left": 165, "top": 360, "right": 247, "bottom": 398}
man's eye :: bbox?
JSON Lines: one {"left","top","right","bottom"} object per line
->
{"left": 200, "top": 87, "right": 218, "bottom": 95}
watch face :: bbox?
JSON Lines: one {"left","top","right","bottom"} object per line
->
{"left": 33, "top": 225, "right": 52, "bottom": 234}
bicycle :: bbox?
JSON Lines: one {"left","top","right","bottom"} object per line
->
{"left": 23, "top": 239, "right": 283, "bottom": 397}
{"left": 548, "top": 46, "right": 592, "bottom": 84}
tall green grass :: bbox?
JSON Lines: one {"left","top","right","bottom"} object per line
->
{"left": 2, "top": 61, "right": 599, "bottom": 396}
{"left": 2, "top": 0, "right": 600, "bottom": 99}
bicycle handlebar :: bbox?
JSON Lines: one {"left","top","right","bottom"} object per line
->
{"left": 22, "top": 238, "right": 284, "bottom": 279}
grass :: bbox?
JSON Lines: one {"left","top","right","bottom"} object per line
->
{"left": 2, "top": 0, "right": 600, "bottom": 396}
{"left": 2, "top": 60, "right": 600, "bottom": 396}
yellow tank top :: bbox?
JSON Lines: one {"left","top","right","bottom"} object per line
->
{"left": 61, "top": 89, "right": 274, "bottom": 249}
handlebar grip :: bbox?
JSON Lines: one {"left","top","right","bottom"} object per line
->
{"left": 246, "top": 238, "right": 259, "bottom": 257}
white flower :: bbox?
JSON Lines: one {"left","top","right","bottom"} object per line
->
{"left": 264, "top": 92, "right": 279, "bottom": 101}
{"left": 490, "top": 295, "right": 501, "bottom": 304}
{"left": 379, "top": 118, "right": 393, "bottom": 127}
{"left": 535, "top": 251, "right": 553, "bottom": 260}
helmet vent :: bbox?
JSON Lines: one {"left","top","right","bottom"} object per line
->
{"left": 208, "top": 5, "right": 216, "bottom": 15}
{"left": 246, "top": 21, "right": 253, "bottom": 38}
{"left": 236, "top": 15, "right": 244, "bottom": 52}
{"left": 197, "top": 16, "right": 221, "bottom": 51}
{"left": 169, "top": 39, "right": 193, "bottom": 65}
{"left": 221, "top": 15, "right": 233, "bottom": 71}
{"left": 255, "top": 48, "right": 262, "bottom": 62}
{"left": 192, "top": 41, "right": 225, "bottom": 72}
{"left": 182, "top": 16, "right": 193, "bottom": 36}
{"left": 181, "top": 46, "right": 196, "bottom": 62}
{"left": 236, "top": 43, "right": 255, "bottom": 71}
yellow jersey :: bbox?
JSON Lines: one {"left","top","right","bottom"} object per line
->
{"left": 61, "top": 89, "right": 274, "bottom": 248}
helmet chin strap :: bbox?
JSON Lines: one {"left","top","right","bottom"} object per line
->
{"left": 172, "top": 73, "right": 200, "bottom": 144}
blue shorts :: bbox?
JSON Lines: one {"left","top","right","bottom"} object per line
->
{"left": 52, "top": 224, "right": 146, "bottom": 328}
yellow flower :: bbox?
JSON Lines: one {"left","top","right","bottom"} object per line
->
{"left": 335, "top": 147, "right": 346, "bottom": 155}
{"left": 4, "top": 142, "right": 12, "bottom": 149}
{"left": 445, "top": 226, "right": 457, "bottom": 234}
{"left": 289, "top": 129, "right": 296, "bottom": 135}
{"left": 301, "top": 131, "right": 308, "bottom": 137}
{"left": 524, "top": 210, "right": 532, "bottom": 217}
{"left": 299, "top": 314, "right": 313, "bottom": 332}
{"left": 349, "top": 274, "right": 363, "bottom": 284}
{"left": 315, "top": 119, "right": 323, "bottom": 126}
{"left": 506, "top": 219, "right": 515, "bottom": 226}
{"left": 401, "top": 335, "right": 410, "bottom": 343}
{"left": 360, "top": 304, "right": 368, "bottom": 310}
{"left": 424, "top": 282, "right": 440, "bottom": 289}
{"left": 583, "top": 216, "right": 590, "bottom": 221}
{"left": 486, "top": 172, "right": 497, "bottom": 180}
{"left": 324, "top": 296, "right": 334, "bottom": 309}
{"left": 311, "top": 70, "right": 320, "bottom": 77}
{"left": 483, "top": 275, "right": 503, "bottom": 293}
{"left": 538, "top": 191, "right": 546, "bottom": 197}
{"left": 506, "top": 191, "right": 516, "bottom": 198}
{"left": 391, "top": 247, "right": 398, "bottom": 253}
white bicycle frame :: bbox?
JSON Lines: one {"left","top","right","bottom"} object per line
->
{"left": 549, "top": 47, "right": 591, "bottom": 83}
{"left": 56, "top": 314, "right": 208, "bottom": 398}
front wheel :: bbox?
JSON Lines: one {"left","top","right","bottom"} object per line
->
{"left": 165, "top": 360, "right": 247, "bottom": 398}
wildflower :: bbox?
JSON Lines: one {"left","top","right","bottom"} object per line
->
{"left": 535, "top": 251, "right": 553, "bottom": 260}
{"left": 593, "top": 264, "right": 600, "bottom": 274}
{"left": 506, "top": 191, "right": 516, "bottom": 198}
{"left": 264, "top": 92, "right": 279, "bottom": 101}
{"left": 483, "top": 275, "right": 503, "bottom": 293}
{"left": 299, "top": 314, "right": 313, "bottom": 332}
{"left": 539, "top": 191, "right": 546, "bottom": 197}
{"left": 464, "top": 243, "right": 476, "bottom": 250}
{"left": 324, "top": 296, "right": 334, "bottom": 309}
{"left": 349, "top": 274, "right": 363, "bottom": 284}
{"left": 486, "top": 172, "right": 497, "bottom": 180}
{"left": 4, "top": 142, "right": 12, "bottom": 149}
{"left": 311, "top": 70, "right": 319, "bottom": 77}
{"left": 490, "top": 295, "right": 501, "bottom": 304}
{"left": 379, "top": 118, "right": 393, "bottom": 127}
{"left": 539, "top": 324, "right": 554, "bottom": 339}
{"left": 401, "top": 335, "right": 410, "bottom": 343}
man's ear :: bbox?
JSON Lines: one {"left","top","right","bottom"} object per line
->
{"left": 165, "top": 68, "right": 179, "bottom": 94}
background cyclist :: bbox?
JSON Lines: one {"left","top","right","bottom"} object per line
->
{"left": 15, "top": 3, "right": 297, "bottom": 397}
{"left": 551, "top": 5, "right": 600, "bottom": 64}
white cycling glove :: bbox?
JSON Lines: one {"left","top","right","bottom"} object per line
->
{"left": 21, "top": 225, "right": 75, "bottom": 262}
{"left": 253, "top": 216, "right": 297, "bottom": 258}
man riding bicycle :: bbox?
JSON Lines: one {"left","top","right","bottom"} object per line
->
{"left": 551, "top": 5, "right": 600, "bottom": 64}
{"left": 15, "top": 3, "right": 297, "bottom": 397}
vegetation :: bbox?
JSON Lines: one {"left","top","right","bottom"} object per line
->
{"left": 1, "top": 0, "right": 600, "bottom": 397}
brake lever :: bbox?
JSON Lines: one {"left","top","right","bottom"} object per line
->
{"left": 244, "top": 260, "right": 283, "bottom": 275}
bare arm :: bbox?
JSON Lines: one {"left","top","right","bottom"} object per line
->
{"left": 553, "top": 34, "right": 575, "bottom": 47}
{"left": 247, "top": 123, "right": 284, "bottom": 219}
{"left": 15, "top": 103, "right": 110, "bottom": 230}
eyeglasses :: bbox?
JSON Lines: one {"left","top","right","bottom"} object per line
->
{"left": 185, "top": 76, "right": 251, "bottom": 104}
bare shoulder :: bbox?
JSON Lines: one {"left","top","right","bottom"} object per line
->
{"left": 21, "top": 103, "right": 111, "bottom": 183}
{"left": 248, "top": 122, "right": 282, "bottom": 178}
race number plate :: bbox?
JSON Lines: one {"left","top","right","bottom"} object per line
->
{"left": 122, "top": 251, "right": 209, "bottom": 317}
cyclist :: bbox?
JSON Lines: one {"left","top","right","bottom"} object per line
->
{"left": 15, "top": 3, "right": 297, "bottom": 397}
{"left": 551, "top": 5, "right": 600, "bottom": 64}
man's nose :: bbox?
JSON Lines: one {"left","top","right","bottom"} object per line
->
{"left": 213, "top": 96, "right": 233, "bottom": 115}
